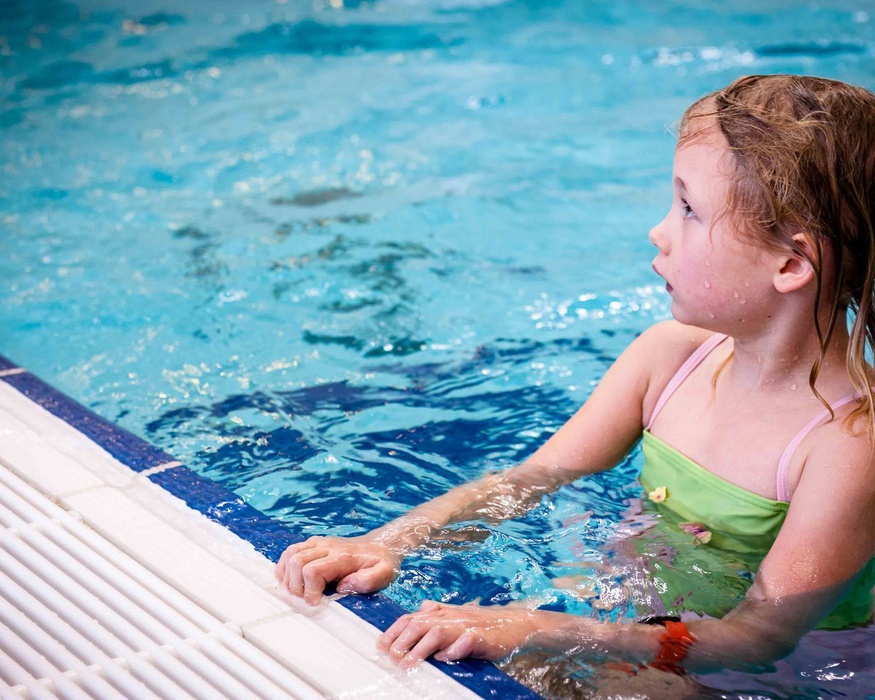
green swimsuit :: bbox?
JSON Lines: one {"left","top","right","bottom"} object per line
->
{"left": 638, "top": 333, "right": 874, "bottom": 630}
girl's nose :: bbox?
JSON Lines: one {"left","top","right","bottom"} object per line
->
{"left": 648, "top": 214, "right": 670, "bottom": 253}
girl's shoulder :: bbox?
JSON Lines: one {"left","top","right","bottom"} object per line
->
{"left": 629, "top": 321, "right": 719, "bottom": 415}
{"left": 638, "top": 320, "right": 715, "bottom": 353}
{"left": 633, "top": 320, "right": 717, "bottom": 376}
{"left": 792, "top": 399, "right": 875, "bottom": 492}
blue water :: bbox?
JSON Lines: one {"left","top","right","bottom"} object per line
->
{"left": 3, "top": 0, "right": 875, "bottom": 697}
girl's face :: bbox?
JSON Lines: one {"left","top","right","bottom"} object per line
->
{"left": 648, "top": 126, "right": 781, "bottom": 334}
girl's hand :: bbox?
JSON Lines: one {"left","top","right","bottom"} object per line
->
{"left": 377, "top": 601, "right": 541, "bottom": 668}
{"left": 274, "top": 535, "right": 401, "bottom": 605}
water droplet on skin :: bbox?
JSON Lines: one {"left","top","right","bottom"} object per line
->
{"left": 704, "top": 280, "right": 711, "bottom": 289}
{"left": 791, "top": 383, "right": 798, "bottom": 391}
{"left": 733, "top": 291, "right": 739, "bottom": 298}
{"left": 739, "top": 298, "right": 746, "bottom": 305}
{"left": 708, "top": 312, "right": 715, "bottom": 319}
{"left": 744, "top": 281, "right": 750, "bottom": 287}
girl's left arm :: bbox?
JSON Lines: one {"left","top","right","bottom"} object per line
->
{"left": 682, "top": 426, "right": 875, "bottom": 671}
{"left": 379, "top": 426, "right": 875, "bottom": 671}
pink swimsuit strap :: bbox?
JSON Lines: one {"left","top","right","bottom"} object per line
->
{"left": 645, "top": 332, "right": 859, "bottom": 503}
{"left": 774, "top": 392, "right": 859, "bottom": 501}
{"left": 646, "top": 333, "right": 728, "bottom": 432}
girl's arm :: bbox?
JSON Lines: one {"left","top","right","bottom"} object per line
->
{"left": 275, "top": 321, "right": 705, "bottom": 603}
{"left": 378, "top": 421, "right": 875, "bottom": 671}
{"left": 683, "top": 422, "right": 875, "bottom": 670}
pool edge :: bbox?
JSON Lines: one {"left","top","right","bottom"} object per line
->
{"left": 0, "top": 354, "right": 542, "bottom": 700}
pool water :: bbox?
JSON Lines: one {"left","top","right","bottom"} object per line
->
{"left": 2, "top": 0, "right": 875, "bottom": 697}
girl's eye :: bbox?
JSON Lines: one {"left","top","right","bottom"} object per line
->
{"left": 681, "top": 199, "right": 695, "bottom": 218}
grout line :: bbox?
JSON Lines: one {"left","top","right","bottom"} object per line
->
{"left": 138, "top": 461, "right": 183, "bottom": 477}
{"left": 0, "top": 368, "right": 27, "bottom": 378}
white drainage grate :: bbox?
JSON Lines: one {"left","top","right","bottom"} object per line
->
{"left": 0, "top": 468, "right": 323, "bottom": 700}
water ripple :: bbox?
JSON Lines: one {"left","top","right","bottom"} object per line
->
{"left": 213, "top": 19, "right": 464, "bottom": 59}
{"left": 756, "top": 41, "right": 868, "bottom": 58}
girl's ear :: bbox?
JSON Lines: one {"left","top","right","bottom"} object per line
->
{"left": 773, "top": 233, "right": 817, "bottom": 294}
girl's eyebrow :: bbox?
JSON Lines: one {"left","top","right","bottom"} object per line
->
{"left": 674, "top": 176, "right": 688, "bottom": 193}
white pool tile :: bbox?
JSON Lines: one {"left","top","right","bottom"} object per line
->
{"left": 0, "top": 420, "right": 109, "bottom": 500}
{"left": 243, "top": 613, "right": 420, "bottom": 700}
{"left": 0, "top": 381, "right": 136, "bottom": 490}
{"left": 62, "top": 486, "right": 289, "bottom": 627}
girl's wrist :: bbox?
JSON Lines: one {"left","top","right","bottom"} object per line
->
{"left": 524, "top": 612, "right": 664, "bottom": 662}
{"left": 361, "top": 518, "right": 433, "bottom": 554}
{"left": 522, "top": 610, "right": 603, "bottom": 653}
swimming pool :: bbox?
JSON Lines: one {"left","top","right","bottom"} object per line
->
{"left": 3, "top": 0, "right": 875, "bottom": 696}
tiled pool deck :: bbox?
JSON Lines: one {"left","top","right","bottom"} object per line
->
{"left": 0, "top": 357, "right": 539, "bottom": 699}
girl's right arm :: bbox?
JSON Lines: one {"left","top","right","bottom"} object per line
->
{"left": 275, "top": 321, "right": 707, "bottom": 603}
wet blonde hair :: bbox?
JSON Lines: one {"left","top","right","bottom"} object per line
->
{"left": 680, "top": 74, "right": 875, "bottom": 438}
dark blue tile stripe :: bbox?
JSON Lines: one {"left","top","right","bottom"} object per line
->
{"left": 0, "top": 354, "right": 542, "bottom": 700}
{"left": 0, "top": 356, "right": 20, "bottom": 372}
{"left": 147, "top": 466, "right": 305, "bottom": 560}
{"left": 1, "top": 369, "right": 175, "bottom": 472}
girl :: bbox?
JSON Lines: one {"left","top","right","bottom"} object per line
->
{"left": 275, "top": 74, "right": 875, "bottom": 675}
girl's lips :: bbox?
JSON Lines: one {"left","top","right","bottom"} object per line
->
{"left": 652, "top": 262, "right": 672, "bottom": 293}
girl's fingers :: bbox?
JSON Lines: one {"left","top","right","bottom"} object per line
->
{"left": 299, "top": 553, "right": 362, "bottom": 604}
{"left": 337, "top": 560, "right": 395, "bottom": 594}
{"left": 277, "top": 537, "right": 399, "bottom": 603}
{"left": 389, "top": 621, "right": 430, "bottom": 660}
{"left": 378, "top": 606, "right": 513, "bottom": 665}
{"left": 399, "top": 627, "right": 449, "bottom": 669}
{"left": 377, "top": 614, "right": 412, "bottom": 651}
{"left": 274, "top": 547, "right": 295, "bottom": 582}
{"left": 434, "top": 631, "right": 476, "bottom": 662}
{"left": 274, "top": 538, "right": 322, "bottom": 582}
{"left": 283, "top": 547, "right": 329, "bottom": 596}
{"left": 378, "top": 603, "right": 449, "bottom": 652}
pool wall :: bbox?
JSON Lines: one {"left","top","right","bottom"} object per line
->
{"left": 0, "top": 352, "right": 540, "bottom": 699}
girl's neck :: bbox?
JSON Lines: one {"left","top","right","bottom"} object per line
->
{"left": 725, "top": 318, "right": 850, "bottom": 395}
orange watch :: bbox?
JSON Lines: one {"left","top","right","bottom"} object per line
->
{"left": 648, "top": 620, "right": 694, "bottom": 675}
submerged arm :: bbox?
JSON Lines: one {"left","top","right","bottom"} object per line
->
{"left": 683, "top": 427, "right": 875, "bottom": 671}
{"left": 381, "top": 422, "right": 875, "bottom": 671}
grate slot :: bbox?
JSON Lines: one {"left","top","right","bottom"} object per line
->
{"left": 1, "top": 522, "right": 197, "bottom": 647}
{"left": 0, "top": 467, "right": 326, "bottom": 700}
{"left": 0, "top": 644, "right": 59, "bottom": 700}
{"left": 0, "top": 556, "right": 177, "bottom": 699}
{"left": 0, "top": 608, "right": 114, "bottom": 699}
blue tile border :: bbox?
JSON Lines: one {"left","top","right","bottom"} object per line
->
{"left": 2, "top": 370, "right": 175, "bottom": 472}
{"left": 147, "top": 465, "right": 305, "bottom": 561}
{"left": 0, "top": 354, "right": 542, "bottom": 700}
{"left": 0, "top": 355, "right": 21, "bottom": 372}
